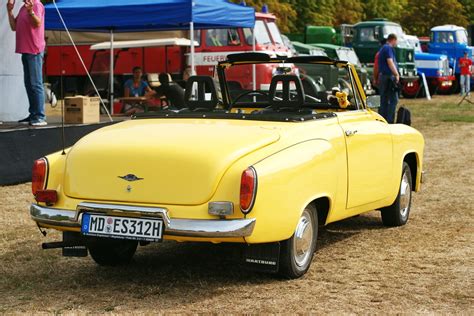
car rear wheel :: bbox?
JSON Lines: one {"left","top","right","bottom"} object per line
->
{"left": 279, "top": 204, "right": 318, "bottom": 279}
{"left": 381, "top": 162, "right": 413, "bottom": 227}
{"left": 88, "top": 238, "right": 138, "bottom": 266}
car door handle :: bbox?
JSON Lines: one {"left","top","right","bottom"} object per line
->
{"left": 345, "top": 130, "right": 358, "bottom": 137}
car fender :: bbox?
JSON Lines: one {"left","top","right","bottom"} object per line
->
{"left": 244, "top": 138, "right": 342, "bottom": 243}
{"left": 389, "top": 124, "right": 425, "bottom": 196}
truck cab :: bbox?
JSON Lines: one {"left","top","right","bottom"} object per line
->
{"left": 405, "top": 35, "right": 454, "bottom": 96}
{"left": 193, "top": 12, "right": 291, "bottom": 91}
{"left": 428, "top": 25, "right": 474, "bottom": 91}
{"left": 351, "top": 19, "right": 418, "bottom": 96}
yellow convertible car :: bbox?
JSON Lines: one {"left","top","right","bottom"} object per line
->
{"left": 30, "top": 53, "right": 424, "bottom": 278}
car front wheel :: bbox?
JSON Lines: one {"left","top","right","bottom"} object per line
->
{"left": 279, "top": 204, "right": 318, "bottom": 279}
{"left": 88, "top": 238, "right": 138, "bottom": 266}
{"left": 381, "top": 162, "right": 413, "bottom": 227}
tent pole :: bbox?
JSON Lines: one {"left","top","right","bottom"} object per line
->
{"left": 190, "top": 22, "right": 196, "bottom": 75}
{"left": 110, "top": 29, "right": 114, "bottom": 114}
{"left": 252, "top": 26, "right": 256, "bottom": 91}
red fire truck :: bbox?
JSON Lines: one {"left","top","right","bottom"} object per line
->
{"left": 44, "top": 12, "right": 291, "bottom": 102}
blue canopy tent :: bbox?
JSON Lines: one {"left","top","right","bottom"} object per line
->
{"left": 45, "top": 0, "right": 255, "bottom": 31}
{"left": 44, "top": 0, "right": 255, "bottom": 116}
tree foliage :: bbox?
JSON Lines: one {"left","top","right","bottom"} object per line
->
{"left": 332, "top": 0, "right": 364, "bottom": 25}
{"left": 400, "top": 0, "right": 469, "bottom": 35}
{"left": 232, "top": 0, "right": 472, "bottom": 36}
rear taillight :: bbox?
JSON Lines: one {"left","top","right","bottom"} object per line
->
{"left": 35, "top": 190, "right": 58, "bottom": 205}
{"left": 32, "top": 158, "right": 48, "bottom": 196}
{"left": 240, "top": 167, "right": 257, "bottom": 214}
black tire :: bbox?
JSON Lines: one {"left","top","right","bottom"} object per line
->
{"left": 88, "top": 238, "right": 138, "bottom": 266}
{"left": 279, "top": 204, "right": 318, "bottom": 279}
{"left": 381, "top": 162, "right": 413, "bottom": 227}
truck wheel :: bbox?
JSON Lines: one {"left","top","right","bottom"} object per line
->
{"left": 279, "top": 204, "right": 318, "bottom": 279}
{"left": 381, "top": 162, "right": 412, "bottom": 227}
{"left": 88, "top": 238, "right": 138, "bottom": 266}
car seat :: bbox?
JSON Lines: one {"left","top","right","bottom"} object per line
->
{"left": 268, "top": 75, "right": 306, "bottom": 112}
{"left": 184, "top": 76, "right": 219, "bottom": 111}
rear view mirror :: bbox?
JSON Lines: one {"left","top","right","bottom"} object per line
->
{"left": 366, "top": 95, "right": 380, "bottom": 109}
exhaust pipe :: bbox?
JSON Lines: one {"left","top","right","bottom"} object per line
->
{"left": 42, "top": 232, "right": 88, "bottom": 257}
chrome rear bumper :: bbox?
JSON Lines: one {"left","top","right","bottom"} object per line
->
{"left": 30, "top": 203, "right": 255, "bottom": 238}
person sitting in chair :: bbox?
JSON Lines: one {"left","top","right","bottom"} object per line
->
{"left": 124, "top": 66, "right": 154, "bottom": 97}
{"left": 154, "top": 73, "right": 185, "bottom": 109}
{"left": 122, "top": 66, "right": 155, "bottom": 115}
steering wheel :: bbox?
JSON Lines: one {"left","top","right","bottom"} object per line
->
{"left": 229, "top": 90, "right": 269, "bottom": 109}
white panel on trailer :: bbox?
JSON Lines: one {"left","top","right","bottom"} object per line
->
{"left": 0, "top": 2, "right": 29, "bottom": 122}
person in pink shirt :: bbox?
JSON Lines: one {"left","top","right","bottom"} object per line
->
{"left": 7, "top": 0, "right": 47, "bottom": 126}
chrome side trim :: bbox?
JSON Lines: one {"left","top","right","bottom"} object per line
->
{"left": 30, "top": 204, "right": 256, "bottom": 238}
{"left": 167, "top": 218, "right": 256, "bottom": 237}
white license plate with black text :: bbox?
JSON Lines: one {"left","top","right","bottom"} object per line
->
{"left": 81, "top": 213, "right": 163, "bottom": 242}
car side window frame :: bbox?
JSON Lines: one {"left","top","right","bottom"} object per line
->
{"left": 346, "top": 66, "right": 363, "bottom": 110}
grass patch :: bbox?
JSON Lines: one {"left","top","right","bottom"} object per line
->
{"left": 441, "top": 115, "right": 474, "bottom": 123}
{"left": 401, "top": 95, "right": 474, "bottom": 124}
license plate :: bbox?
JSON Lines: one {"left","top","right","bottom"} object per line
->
{"left": 81, "top": 213, "right": 163, "bottom": 242}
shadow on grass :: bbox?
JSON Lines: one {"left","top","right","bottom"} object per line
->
{"left": 317, "top": 212, "right": 384, "bottom": 251}
{"left": 1, "top": 212, "right": 386, "bottom": 306}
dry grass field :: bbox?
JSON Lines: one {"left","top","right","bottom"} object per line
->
{"left": 1, "top": 95, "right": 473, "bottom": 313}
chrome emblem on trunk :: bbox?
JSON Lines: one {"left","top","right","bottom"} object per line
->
{"left": 118, "top": 174, "right": 144, "bottom": 182}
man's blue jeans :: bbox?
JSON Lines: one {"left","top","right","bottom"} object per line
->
{"left": 378, "top": 74, "right": 398, "bottom": 123}
{"left": 22, "top": 53, "right": 45, "bottom": 122}
{"left": 460, "top": 74, "right": 471, "bottom": 96}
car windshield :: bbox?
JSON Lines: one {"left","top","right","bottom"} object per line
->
{"left": 358, "top": 27, "right": 377, "bottom": 42}
{"left": 335, "top": 49, "right": 361, "bottom": 67}
{"left": 383, "top": 25, "right": 404, "bottom": 37}
{"left": 456, "top": 30, "right": 468, "bottom": 44}
{"left": 244, "top": 20, "right": 272, "bottom": 45}
{"left": 223, "top": 61, "right": 361, "bottom": 111}
{"left": 267, "top": 22, "right": 284, "bottom": 44}
{"left": 205, "top": 28, "right": 241, "bottom": 47}
{"left": 133, "top": 58, "right": 365, "bottom": 122}
{"left": 435, "top": 31, "right": 455, "bottom": 43}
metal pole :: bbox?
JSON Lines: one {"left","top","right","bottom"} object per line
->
{"left": 252, "top": 26, "right": 256, "bottom": 91}
{"left": 110, "top": 29, "right": 114, "bottom": 114}
{"left": 190, "top": 22, "right": 196, "bottom": 75}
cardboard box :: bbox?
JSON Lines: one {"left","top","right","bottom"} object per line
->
{"left": 45, "top": 100, "right": 63, "bottom": 117}
{"left": 64, "top": 96, "right": 100, "bottom": 124}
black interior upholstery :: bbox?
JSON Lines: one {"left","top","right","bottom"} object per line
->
{"left": 268, "top": 75, "right": 306, "bottom": 109}
{"left": 184, "top": 76, "right": 219, "bottom": 111}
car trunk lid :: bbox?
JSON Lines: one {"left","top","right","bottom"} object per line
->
{"left": 64, "top": 119, "right": 279, "bottom": 205}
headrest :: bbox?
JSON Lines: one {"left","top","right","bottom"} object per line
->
{"left": 159, "top": 73, "right": 172, "bottom": 85}
{"left": 184, "top": 76, "right": 219, "bottom": 111}
{"left": 147, "top": 73, "right": 161, "bottom": 87}
{"left": 269, "top": 75, "right": 305, "bottom": 109}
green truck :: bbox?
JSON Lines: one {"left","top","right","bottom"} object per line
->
{"left": 351, "top": 19, "right": 419, "bottom": 97}
{"left": 288, "top": 25, "right": 353, "bottom": 47}
{"left": 288, "top": 20, "right": 419, "bottom": 97}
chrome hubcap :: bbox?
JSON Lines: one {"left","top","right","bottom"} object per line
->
{"left": 293, "top": 210, "right": 314, "bottom": 267}
{"left": 399, "top": 171, "right": 411, "bottom": 219}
